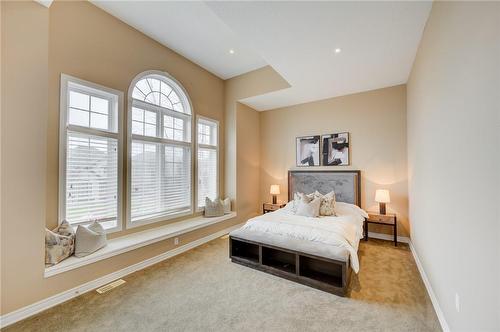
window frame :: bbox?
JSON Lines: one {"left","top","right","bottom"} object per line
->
{"left": 195, "top": 115, "right": 220, "bottom": 211}
{"left": 126, "top": 70, "right": 194, "bottom": 229}
{"left": 59, "top": 74, "right": 124, "bottom": 233}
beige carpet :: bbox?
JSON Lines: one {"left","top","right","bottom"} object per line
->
{"left": 5, "top": 237, "right": 441, "bottom": 332}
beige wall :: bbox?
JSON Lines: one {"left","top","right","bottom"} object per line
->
{"left": 407, "top": 2, "right": 500, "bottom": 330}
{"left": 224, "top": 66, "right": 289, "bottom": 223}
{"left": 1, "top": 0, "right": 49, "bottom": 315}
{"left": 260, "top": 85, "right": 409, "bottom": 236}
{"left": 236, "top": 103, "right": 261, "bottom": 218}
{"left": 0, "top": 1, "right": 236, "bottom": 315}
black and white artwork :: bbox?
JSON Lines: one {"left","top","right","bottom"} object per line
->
{"left": 296, "top": 136, "right": 320, "bottom": 167}
{"left": 322, "top": 132, "right": 350, "bottom": 166}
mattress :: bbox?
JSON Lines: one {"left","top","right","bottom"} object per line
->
{"left": 230, "top": 202, "right": 367, "bottom": 273}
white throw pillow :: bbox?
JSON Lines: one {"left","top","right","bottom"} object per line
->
{"left": 205, "top": 197, "right": 224, "bottom": 217}
{"left": 296, "top": 196, "right": 321, "bottom": 218}
{"left": 222, "top": 198, "right": 231, "bottom": 214}
{"left": 335, "top": 201, "right": 369, "bottom": 219}
{"left": 291, "top": 192, "right": 303, "bottom": 213}
{"left": 75, "top": 221, "right": 107, "bottom": 258}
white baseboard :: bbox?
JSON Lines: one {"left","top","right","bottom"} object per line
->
{"left": 409, "top": 241, "right": 450, "bottom": 332}
{"left": 368, "top": 231, "right": 410, "bottom": 243}
{"left": 0, "top": 223, "right": 244, "bottom": 329}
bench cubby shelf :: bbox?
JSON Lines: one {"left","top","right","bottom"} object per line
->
{"left": 229, "top": 236, "right": 351, "bottom": 296}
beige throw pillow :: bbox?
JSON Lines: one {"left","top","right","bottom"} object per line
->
{"left": 45, "top": 220, "right": 75, "bottom": 266}
{"left": 75, "top": 221, "right": 107, "bottom": 257}
{"left": 205, "top": 197, "right": 224, "bottom": 217}
{"left": 319, "top": 191, "right": 337, "bottom": 216}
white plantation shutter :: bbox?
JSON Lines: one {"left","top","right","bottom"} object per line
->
{"left": 129, "top": 72, "right": 193, "bottom": 226}
{"left": 197, "top": 148, "right": 217, "bottom": 207}
{"left": 66, "top": 132, "right": 118, "bottom": 225}
{"left": 60, "top": 75, "right": 123, "bottom": 231}
{"left": 130, "top": 141, "right": 191, "bottom": 222}
{"left": 197, "top": 118, "right": 218, "bottom": 208}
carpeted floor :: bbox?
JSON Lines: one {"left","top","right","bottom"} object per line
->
{"left": 5, "top": 237, "right": 441, "bottom": 332}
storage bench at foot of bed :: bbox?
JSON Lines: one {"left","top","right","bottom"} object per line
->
{"left": 229, "top": 236, "right": 351, "bottom": 296}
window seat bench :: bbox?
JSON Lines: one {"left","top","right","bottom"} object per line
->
{"left": 45, "top": 212, "right": 237, "bottom": 277}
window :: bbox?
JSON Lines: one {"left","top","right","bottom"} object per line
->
{"left": 59, "top": 74, "right": 123, "bottom": 232}
{"left": 128, "top": 72, "right": 192, "bottom": 227}
{"left": 197, "top": 117, "right": 219, "bottom": 209}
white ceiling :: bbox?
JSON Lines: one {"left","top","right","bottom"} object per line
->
{"left": 207, "top": 1, "right": 432, "bottom": 110}
{"left": 92, "top": 1, "right": 432, "bottom": 111}
{"left": 91, "top": 1, "right": 267, "bottom": 80}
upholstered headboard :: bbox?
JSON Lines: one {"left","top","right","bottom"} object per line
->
{"left": 288, "top": 170, "right": 361, "bottom": 207}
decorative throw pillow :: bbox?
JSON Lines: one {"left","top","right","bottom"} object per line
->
{"left": 75, "top": 221, "right": 107, "bottom": 258}
{"left": 296, "top": 196, "right": 321, "bottom": 218}
{"left": 319, "top": 191, "right": 337, "bottom": 216}
{"left": 45, "top": 220, "right": 75, "bottom": 266}
{"left": 54, "top": 219, "right": 75, "bottom": 237}
{"left": 204, "top": 197, "right": 224, "bottom": 217}
{"left": 291, "top": 192, "right": 305, "bottom": 213}
{"left": 222, "top": 198, "right": 231, "bottom": 214}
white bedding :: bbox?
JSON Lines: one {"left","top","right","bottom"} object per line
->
{"left": 241, "top": 202, "right": 367, "bottom": 273}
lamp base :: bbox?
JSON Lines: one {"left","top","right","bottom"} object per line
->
{"left": 272, "top": 195, "right": 277, "bottom": 204}
{"left": 379, "top": 202, "right": 386, "bottom": 215}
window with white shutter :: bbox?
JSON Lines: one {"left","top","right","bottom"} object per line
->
{"left": 59, "top": 74, "right": 123, "bottom": 232}
{"left": 197, "top": 117, "right": 219, "bottom": 209}
{"left": 128, "top": 72, "right": 193, "bottom": 227}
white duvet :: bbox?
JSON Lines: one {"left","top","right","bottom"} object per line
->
{"left": 241, "top": 202, "right": 368, "bottom": 273}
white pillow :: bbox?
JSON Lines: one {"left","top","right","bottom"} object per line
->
{"left": 291, "top": 192, "right": 304, "bottom": 213}
{"left": 205, "top": 197, "right": 224, "bottom": 217}
{"left": 75, "top": 221, "right": 107, "bottom": 258}
{"left": 296, "top": 196, "right": 321, "bottom": 218}
{"left": 222, "top": 198, "right": 231, "bottom": 214}
{"left": 335, "top": 201, "right": 369, "bottom": 219}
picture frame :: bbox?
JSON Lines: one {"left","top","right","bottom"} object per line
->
{"left": 321, "top": 132, "right": 350, "bottom": 166}
{"left": 296, "top": 135, "right": 320, "bottom": 167}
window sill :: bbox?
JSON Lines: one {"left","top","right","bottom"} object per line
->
{"left": 45, "top": 212, "right": 236, "bottom": 278}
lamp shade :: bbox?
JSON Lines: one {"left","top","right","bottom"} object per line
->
{"left": 375, "top": 189, "right": 390, "bottom": 203}
{"left": 270, "top": 185, "right": 281, "bottom": 195}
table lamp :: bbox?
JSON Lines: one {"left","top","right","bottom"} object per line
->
{"left": 375, "top": 189, "right": 390, "bottom": 215}
{"left": 270, "top": 185, "right": 280, "bottom": 204}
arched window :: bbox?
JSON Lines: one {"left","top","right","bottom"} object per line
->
{"left": 128, "top": 71, "right": 192, "bottom": 227}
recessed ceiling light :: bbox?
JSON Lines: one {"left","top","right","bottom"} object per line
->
{"left": 335, "top": 48, "right": 342, "bottom": 54}
{"left": 229, "top": 49, "right": 235, "bottom": 55}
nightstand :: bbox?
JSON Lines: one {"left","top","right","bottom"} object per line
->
{"left": 263, "top": 202, "right": 286, "bottom": 214}
{"left": 364, "top": 212, "right": 398, "bottom": 246}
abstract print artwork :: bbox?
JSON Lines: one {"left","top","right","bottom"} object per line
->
{"left": 322, "top": 132, "right": 350, "bottom": 166}
{"left": 296, "top": 136, "right": 320, "bottom": 166}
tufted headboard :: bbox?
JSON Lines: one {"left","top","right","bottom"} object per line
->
{"left": 288, "top": 170, "right": 361, "bottom": 207}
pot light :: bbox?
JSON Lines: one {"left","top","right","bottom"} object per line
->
{"left": 229, "top": 49, "right": 235, "bottom": 55}
{"left": 334, "top": 48, "right": 342, "bottom": 54}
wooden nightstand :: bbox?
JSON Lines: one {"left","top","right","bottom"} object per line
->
{"left": 364, "top": 212, "right": 398, "bottom": 246}
{"left": 263, "top": 202, "right": 286, "bottom": 214}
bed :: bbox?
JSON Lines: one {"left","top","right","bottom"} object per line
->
{"left": 229, "top": 170, "right": 366, "bottom": 296}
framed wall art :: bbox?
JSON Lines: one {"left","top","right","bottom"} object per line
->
{"left": 296, "top": 136, "right": 320, "bottom": 166}
{"left": 322, "top": 132, "right": 350, "bottom": 166}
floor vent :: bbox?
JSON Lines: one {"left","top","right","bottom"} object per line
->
{"left": 96, "top": 279, "right": 126, "bottom": 294}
